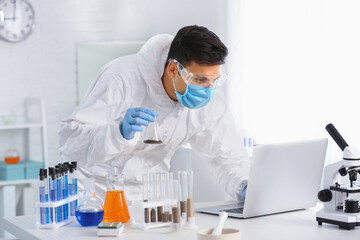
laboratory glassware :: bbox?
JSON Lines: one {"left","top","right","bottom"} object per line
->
{"left": 186, "top": 170, "right": 195, "bottom": 226}
{"left": 178, "top": 171, "right": 188, "bottom": 224}
{"left": 144, "top": 116, "right": 162, "bottom": 144}
{"left": 149, "top": 172, "right": 157, "bottom": 222}
{"left": 39, "top": 168, "right": 49, "bottom": 224}
{"left": 49, "top": 167, "right": 57, "bottom": 223}
{"left": 162, "top": 173, "right": 172, "bottom": 222}
{"left": 142, "top": 173, "right": 150, "bottom": 223}
{"left": 55, "top": 168, "right": 63, "bottom": 222}
{"left": 156, "top": 173, "right": 166, "bottom": 221}
{"left": 103, "top": 173, "right": 130, "bottom": 223}
{"left": 4, "top": 132, "right": 20, "bottom": 164}
{"left": 59, "top": 164, "right": 69, "bottom": 220}
{"left": 68, "top": 163, "right": 77, "bottom": 216}
{"left": 170, "top": 179, "right": 181, "bottom": 231}
{"left": 75, "top": 178, "right": 104, "bottom": 227}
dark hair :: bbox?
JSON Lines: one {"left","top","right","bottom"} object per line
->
{"left": 166, "top": 25, "right": 228, "bottom": 67}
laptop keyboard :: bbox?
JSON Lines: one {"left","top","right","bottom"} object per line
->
{"left": 222, "top": 207, "right": 244, "bottom": 214}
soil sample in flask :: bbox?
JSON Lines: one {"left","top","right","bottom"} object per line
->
{"left": 144, "top": 116, "right": 162, "bottom": 144}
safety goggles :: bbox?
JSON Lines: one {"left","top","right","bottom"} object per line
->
{"left": 171, "top": 59, "right": 227, "bottom": 89}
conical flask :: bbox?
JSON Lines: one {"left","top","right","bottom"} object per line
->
{"left": 103, "top": 173, "right": 130, "bottom": 223}
{"left": 144, "top": 116, "right": 162, "bottom": 144}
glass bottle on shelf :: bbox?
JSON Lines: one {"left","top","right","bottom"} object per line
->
{"left": 4, "top": 131, "right": 20, "bottom": 164}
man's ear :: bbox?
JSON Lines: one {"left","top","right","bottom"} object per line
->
{"left": 167, "top": 61, "right": 177, "bottom": 79}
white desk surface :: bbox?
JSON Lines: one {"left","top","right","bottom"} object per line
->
{"left": 2, "top": 201, "right": 359, "bottom": 240}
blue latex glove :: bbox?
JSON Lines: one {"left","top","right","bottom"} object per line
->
{"left": 242, "top": 185, "right": 247, "bottom": 200}
{"left": 120, "top": 108, "right": 158, "bottom": 140}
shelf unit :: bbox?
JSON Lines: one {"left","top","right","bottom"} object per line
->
{"left": 0, "top": 97, "right": 48, "bottom": 238}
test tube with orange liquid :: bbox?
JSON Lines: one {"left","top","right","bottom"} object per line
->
{"left": 103, "top": 173, "right": 130, "bottom": 223}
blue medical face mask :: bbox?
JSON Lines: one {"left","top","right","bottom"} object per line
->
{"left": 173, "top": 80, "right": 215, "bottom": 109}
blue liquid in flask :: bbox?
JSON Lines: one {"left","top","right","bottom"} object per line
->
{"left": 75, "top": 209, "right": 104, "bottom": 227}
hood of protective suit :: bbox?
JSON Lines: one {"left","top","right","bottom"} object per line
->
{"left": 136, "top": 34, "right": 177, "bottom": 109}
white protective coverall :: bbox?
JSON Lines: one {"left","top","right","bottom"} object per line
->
{"left": 59, "top": 34, "right": 250, "bottom": 202}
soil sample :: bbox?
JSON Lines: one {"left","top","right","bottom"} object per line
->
{"left": 144, "top": 140, "right": 162, "bottom": 144}
{"left": 172, "top": 207, "right": 180, "bottom": 223}
{"left": 180, "top": 201, "right": 186, "bottom": 218}
{"left": 187, "top": 197, "right": 194, "bottom": 220}
{"left": 157, "top": 206, "right": 163, "bottom": 222}
{"left": 144, "top": 200, "right": 149, "bottom": 223}
{"left": 162, "top": 211, "right": 169, "bottom": 222}
{"left": 151, "top": 208, "right": 156, "bottom": 222}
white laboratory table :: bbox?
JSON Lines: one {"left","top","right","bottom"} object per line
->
{"left": 2, "top": 201, "right": 360, "bottom": 240}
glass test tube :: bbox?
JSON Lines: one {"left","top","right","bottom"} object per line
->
{"left": 49, "top": 167, "right": 56, "bottom": 223}
{"left": 142, "top": 173, "right": 150, "bottom": 224}
{"left": 55, "top": 168, "right": 62, "bottom": 222}
{"left": 71, "top": 162, "right": 78, "bottom": 209}
{"left": 162, "top": 173, "right": 173, "bottom": 222}
{"left": 43, "top": 169, "right": 50, "bottom": 223}
{"left": 186, "top": 171, "right": 195, "bottom": 225}
{"left": 149, "top": 173, "right": 157, "bottom": 222}
{"left": 156, "top": 173, "right": 164, "bottom": 222}
{"left": 39, "top": 169, "right": 47, "bottom": 224}
{"left": 68, "top": 163, "right": 76, "bottom": 216}
{"left": 61, "top": 165, "right": 69, "bottom": 220}
{"left": 178, "top": 171, "right": 188, "bottom": 224}
{"left": 170, "top": 180, "right": 181, "bottom": 231}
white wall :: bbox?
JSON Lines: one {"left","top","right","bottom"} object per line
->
{"left": 0, "top": 0, "right": 225, "bottom": 167}
{"left": 226, "top": 0, "right": 360, "bottom": 164}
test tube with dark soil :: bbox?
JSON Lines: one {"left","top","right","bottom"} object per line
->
{"left": 157, "top": 206, "right": 163, "bottom": 222}
{"left": 151, "top": 208, "right": 157, "bottom": 222}
{"left": 142, "top": 174, "right": 150, "bottom": 223}
{"left": 171, "top": 179, "right": 181, "bottom": 231}
{"left": 162, "top": 211, "right": 169, "bottom": 222}
{"left": 178, "top": 171, "right": 188, "bottom": 224}
{"left": 186, "top": 171, "right": 196, "bottom": 226}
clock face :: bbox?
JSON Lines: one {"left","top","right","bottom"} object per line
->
{"left": 0, "top": 0, "right": 35, "bottom": 42}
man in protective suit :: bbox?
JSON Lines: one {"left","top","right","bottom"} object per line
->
{"left": 59, "top": 25, "right": 250, "bottom": 202}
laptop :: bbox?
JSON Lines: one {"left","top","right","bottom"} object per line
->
{"left": 196, "top": 138, "right": 328, "bottom": 218}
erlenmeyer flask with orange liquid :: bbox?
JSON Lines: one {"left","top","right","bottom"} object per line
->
{"left": 103, "top": 173, "right": 130, "bottom": 223}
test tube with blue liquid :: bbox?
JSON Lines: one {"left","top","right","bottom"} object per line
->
{"left": 63, "top": 165, "right": 69, "bottom": 220}
{"left": 71, "top": 162, "right": 78, "bottom": 211}
{"left": 39, "top": 169, "right": 49, "bottom": 224}
{"left": 55, "top": 167, "right": 63, "bottom": 222}
{"left": 60, "top": 164, "right": 69, "bottom": 220}
{"left": 49, "top": 167, "right": 57, "bottom": 223}
{"left": 68, "top": 164, "right": 77, "bottom": 216}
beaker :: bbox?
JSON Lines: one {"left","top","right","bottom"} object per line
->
{"left": 75, "top": 178, "right": 104, "bottom": 227}
{"left": 144, "top": 116, "right": 162, "bottom": 144}
{"left": 103, "top": 173, "right": 130, "bottom": 223}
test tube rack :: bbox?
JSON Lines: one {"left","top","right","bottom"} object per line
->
{"left": 130, "top": 199, "right": 177, "bottom": 231}
{"left": 35, "top": 192, "right": 82, "bottom": 229}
